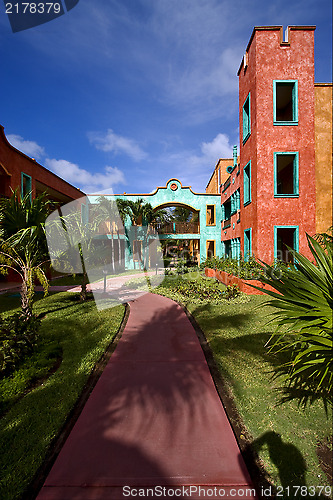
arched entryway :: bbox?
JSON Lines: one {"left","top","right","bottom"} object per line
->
{"left": 87, "top": 178, "right": 222, "bottom": 267}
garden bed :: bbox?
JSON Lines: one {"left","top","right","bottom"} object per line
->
{"left": 205, "top": 268, "right": 278, "bottom": 295}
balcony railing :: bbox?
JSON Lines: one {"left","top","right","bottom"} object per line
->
{"left": 222, "top": 179, "right": 231, "bottom": 193}
{"left": 223, "top": 218, "right": 231, "bottom": 229}
{"left": 152, "top": 222, "right": 200, "bottom": 234}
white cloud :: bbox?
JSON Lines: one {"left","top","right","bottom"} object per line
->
{"left": 153, "top": 132, "right": 234, "bottom": 192}
{"left": 200, "top": 133, "right": 234, "bottom": 162}
{"left": 7, "top": 134, "right": 45, "bottom": 160}
{"left": 88, "top": 129, "right": 147, "bottom": 161}
{"left": 45, "top": 159, "right": 126, "bottom": 194}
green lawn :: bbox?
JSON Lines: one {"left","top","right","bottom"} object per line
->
{"left": 154, "top": 273, "right": 332, "bottom": 497}
{"left": 0, "top": 291, "right": 125, "bottom": 500}
{"left": 0, "top": 274, "right": 331, "bottom": 498}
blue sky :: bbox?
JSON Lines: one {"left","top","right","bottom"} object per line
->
{"left": 1, "top": 0, "right": 332, "bottom": 194}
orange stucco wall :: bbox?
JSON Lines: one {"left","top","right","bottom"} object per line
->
{"left": 237, "top": 26, "right": 316, "bottom": 263}
{"left": 315, "top": 83, "right": 333, "bottom": 234}
{"left": 206, "top": 158, "right": 232, "bottom": 194}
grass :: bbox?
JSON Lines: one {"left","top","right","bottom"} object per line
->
{"left": 48, "top": 274, "right": 84, "bottom": 286}
{"left": 154, "top": 272, "right": 333, "bottom": 495}
{"left": 0, "top": 271, "right": 331, "bottom": 498}
{"left": 0, "top": 291, "right": 125, "bottom": 500}
{"left": 48, "top": 269, "right": 154, "bottom": 287}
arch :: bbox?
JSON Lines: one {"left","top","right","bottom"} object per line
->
{"left": 152, "top": 201, "right": 199, "bottom": 213}
{"left": 87, "top": 178, "right": 222, "bottom": 265}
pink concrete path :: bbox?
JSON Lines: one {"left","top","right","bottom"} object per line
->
{"left": 36, "top": 293, "right": 257, "bottom": 500}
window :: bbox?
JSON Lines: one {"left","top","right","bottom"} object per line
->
{"left": 274, "top": 152, "right": 299, "bottom": 197}
{"left": 235, "top": 189, "right": 240, "bottom": 212}
{"left": 223, "top": 199, "right": 231, "bottom": 228}
{"left": 231, "top": 238, "right": 241, "bottom": 259}
{"left": 242, "top": 93, "right": 251, "bottom": 143}
{"left": 206, "top": 205, "right": 216, "bottom": 226}
{"left": 224, "top": 240, "right": 232, "bottom": 258}
{"left": 206, "top": 240, "right": 216, "bottom": 258}
{"left": 244, "top": 228, "right": 252, "bottom": 261}
{"left": 274, "top": 226, "right": 299, "bottom": 263}
{"left": 243, "top": 161, "right": 251, "bottom": 205}
{"left": 230, "top": 190, "right": 240, "bottom": 215}
{"left": 273, "top": 80, "right": 298, "bottom": 125}
{"left": 21, "top": 172, "right": 32, "bottom": 200}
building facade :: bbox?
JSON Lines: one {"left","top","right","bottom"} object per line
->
{"left": 0, "top": 125, "right": 83, "bottom": 204}
{"left": 207, "top": 26, "right": 332, "bottom": 264}
{"left": 0, "top": 125, "right": 84, "bottom": 283}
{"left": 88, "top": 178, "right": 223, "bottom": 267}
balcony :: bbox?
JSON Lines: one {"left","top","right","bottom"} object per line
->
{"left": 222, "top": 179, "right": 231, "bottom": 193}
{"left": 223, "top": 218, "right": 231, "bottom": 229}
{"left": 153, "top": 222, "right": 200, "bottom": 235}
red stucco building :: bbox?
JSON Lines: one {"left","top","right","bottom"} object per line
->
{"left": 0, "top": 125, "right": 84, "bottom": 283}
{"left": 0, "top": 125, "right": 83, "bottom": 204}
{"left": 209, "top": 26, "right": 332, "bottom": 264}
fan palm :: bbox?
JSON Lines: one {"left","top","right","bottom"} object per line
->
{"left": 254, "top": 233, "right": 332, "bottom": 409}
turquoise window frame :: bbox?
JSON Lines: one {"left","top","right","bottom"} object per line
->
{"left": 231, "top": 237, "right": 241, "bottom": 260}
{"left": 274, "top": 152, "right": 299, "bottom": 197}
{"left": 244, "top": 228, "right": 252, "bottom": 261}
{"left": 236, "top": 189, "right": 240, "bottom": 211}
{"left": 242, "top": 93, "right": 251, "bottom": 143}
{"left": 273, "top": 80, "right": 298, "bottom": 125}
{"left": 21, "top": 172, "right": 32, "bottom": 201}
{"left": 274, "top": 225, "right": 299, "bottom": 261}
{"left": 243, "top": 161, "right": 251, "bottom": 206}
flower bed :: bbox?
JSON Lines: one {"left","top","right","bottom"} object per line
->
{"left": 205, "top": 268, "right": 278, "bottom": 295}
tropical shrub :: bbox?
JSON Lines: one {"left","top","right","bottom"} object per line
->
{"left": 224, "top": 284, "right": 241, "bottom": 300}
{"left": 172, "top": 279, "right": 240, "bottom": 302}
{"left": 0, "top": 313, "right": 41, "bottom": 376}
{"left": 200, "top": 255, "right": 263, "bottom": 280}
{"left": 175, "top": 259, "right": 190, "bottom": 275}
{"left": 254, "top": 233, "right": 333, "bottom": 409}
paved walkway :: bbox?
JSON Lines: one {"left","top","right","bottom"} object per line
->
{"left": 36, "top": 293, "right": 257, "bottom": 500}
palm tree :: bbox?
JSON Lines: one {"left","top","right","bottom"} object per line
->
{"left": 96, "top": 196, "right": 128, "bottom": 273}
{"left": 47, "top": 211, "right": 105, "bottom": 302}
{"left": 0, "top": 191, "right": 51, "bottom": 318}
{"left": 126, "top": 199, "right": 169, "bottom": 269}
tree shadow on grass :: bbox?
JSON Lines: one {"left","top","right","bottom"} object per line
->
{"left": 244, "top": 431, "right": 331, "bottom": 500}
{"left": 189, "top": 301, "right": 253, "bottom": 329}
{"left": 190, "top": 300, "right": 291, "bottom": 370}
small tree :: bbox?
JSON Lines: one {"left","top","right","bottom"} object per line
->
{"left": 0, "top": 192, "right": 50, "bottom": 318}
{"left": 47, "top": 212, "right": 104, "bottom": 302}
{"left": 255, "top": 233, "right": 332, "bottom": 409}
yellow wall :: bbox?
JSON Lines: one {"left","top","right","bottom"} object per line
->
{"left": 315, "top": 83, "right": 333, "bottom": 234}
{"left": 206, "top": 158, "right": 234, "bottom": 194}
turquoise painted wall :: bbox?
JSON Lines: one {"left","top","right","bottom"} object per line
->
{"left": 88, "top": 179, "right": 222, "bottom": 265}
